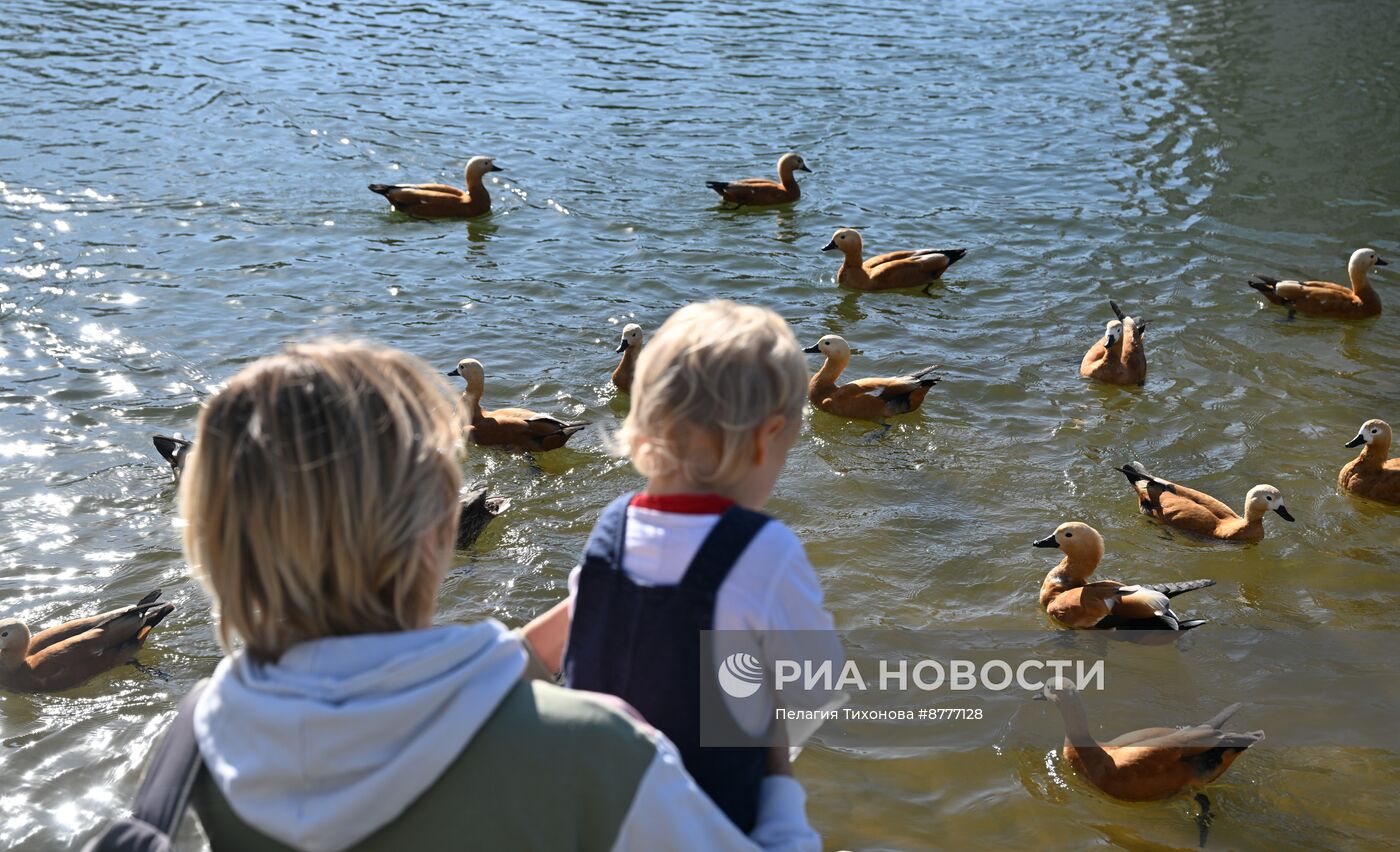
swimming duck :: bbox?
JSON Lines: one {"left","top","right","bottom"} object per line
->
{"left": 1116, "top": 462, "right": 1294, "bottom": 542}
{"left": 1079, "top": 301, "right": 1148, "bottom": 386}
{"left": 447, "top": 358, "right": 590, "bottom": 452}
{"left": 456, "top": 489, "right": 512, "bottom": 549}
{"left": 803, "top": 335, "right": 939, "bottom": 424}
{"left": 1034, "top": 522, "right": 1214, "bottom": 630}
{"left": 612, "top": 323, "right": 644, "bottom": 395}
{"left": 821, "top": 228, "right": 966, "bottom": 293}
{"left": 1034, "top": 679, "right": 1263, "bottom": 844}
{"left": 1339, "top": 419, "right": 1400, "bottom": 504}
{"left": 706, "top": 152, "right": 810, "bottom": 206}
{"left": 368, "top": 156, "right": 503, "bottom": 219}
{"left": 0, "top": 590, "right": 175, "bottom": 693}
{"left": 1248, "top": 247, "right": 1389, "bottom": 319}
{"left": 152, "top": 434, "right": 511, "bottom": 544}
{"left": 152, "top": 434, "right": 192, "bottom": 481}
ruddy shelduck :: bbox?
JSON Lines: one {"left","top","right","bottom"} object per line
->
{"left": 447, "top": 358, "right": 590, "bottom": 452}
{"left": 1034, "top": 679, "right": 1263, "bottom": 845}
{"left": 1079, "top": 301, "right": 1148, "bottom": 386}
{"left": 1248, "top": 247, "right": 1389, "bottom": 319}
{"left": 803, "top": 334, "right": 939, "bottom": 425}
{"left": 1117, "top": 462, "right": 1294, "bottom": 542}
{"left": 1340, "top": 419, "right": 1400, "bottom": 504}
{"left": 1034, "top": 522, "right": 1214, "bottom": 630}
{"left": 369, "top": 156, "right": 503, "bottom": 219}
{"left": 1, "top": 590, "right": 175, "bottom": 693}
{"left": 821, "top": 228, "right": 967, "bottom": 293}
{"left": 612, "top": 323, "right": 644, "bottom": 395}
{"left": 706, "top": 152, "right": 810, "bottom": 206}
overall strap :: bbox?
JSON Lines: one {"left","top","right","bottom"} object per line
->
{"left": 133, "top": 681, "right": 209, "bottom": 833}
{"left": 678, "top": 506, "right": 770, "bottom": 596}
{"left": 581, "top": 493, "right": 635, "bottom": 569}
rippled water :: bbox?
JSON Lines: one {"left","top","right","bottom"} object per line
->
{"left": 2, "top": 0, "right": 1398, "bottom": 849}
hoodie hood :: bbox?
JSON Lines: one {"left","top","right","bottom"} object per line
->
{"left": 194, "top": 620, "right": 526, "bottom": 852}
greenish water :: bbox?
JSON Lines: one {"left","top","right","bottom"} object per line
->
{"left": 2, "top": 0, "right": 1398, "bottom": 849}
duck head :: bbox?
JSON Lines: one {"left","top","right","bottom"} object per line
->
{"left": 822, "top": 228, "right": 862, "bottom": 255}
{"left": 1244, "top": 484, "right": 1294, "bottom": 523}
{"left": 465, "top": 156, "right": 504, "bottom": 180}
{"left": 1346, "top": 418, "right": 1392, "bottom": 449}
{"left": 1349, "top": 247, "right": 1389, "bottom": 276}
{"left": 617, "top": 323, "right": 644, "bottom": 354}
{"left": 1101, "top": 319, "right": 1124, "bottom": 350}
{"left": 0, "top": 618, "right": 31, "bottom": 669}
{"left": 803, "top": 334, "right": 852, "bottom": 364}
{"left": 1033, "top": 522, "right": 1104, "bottom": 577}
{"left": 1030, "top": 675, "right": 1079, "bottom": 703}
{"left": 779, "top": 152, "right": 812, "bottom": 174}
{"left": 445, "top": 358, "right": 487, "bottom": 396}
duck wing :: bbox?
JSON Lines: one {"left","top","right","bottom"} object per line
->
{"left": 27, "top": 591, "right": 165, "bottom": 655}
{"left": 455, "top": 489, "right": 510, "bottom": 549}
{"left": 706, "top": 178, "right": 790, "bottom": 205}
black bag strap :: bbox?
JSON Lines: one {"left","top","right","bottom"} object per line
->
{"left": 133, "top": 680, "right": 208, "bottom": 833}
{"left": 678, "top": 505, "right": 770, "bottom": 597}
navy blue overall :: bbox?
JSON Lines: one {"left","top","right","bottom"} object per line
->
{"left": 564, "top": 493, "right": 771, "bottom": 833}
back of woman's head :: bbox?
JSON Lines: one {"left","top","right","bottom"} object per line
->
{"left": 181, "top": 340, "right": 464, "bottom": 662}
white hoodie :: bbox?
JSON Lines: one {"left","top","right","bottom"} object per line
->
{"left": 194, "top": 620, "right": 819, "bottom": 852}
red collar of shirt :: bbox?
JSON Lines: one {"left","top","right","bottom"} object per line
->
{"left": 630, "top": 493, "right": 736, "bottom": 514}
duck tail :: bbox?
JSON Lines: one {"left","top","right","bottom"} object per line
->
{"left": 136, "top": 602, "right": 176, "bottom": 642}
{"left": 1139, "top": 578, "right": 1216, "bottom": 598}
{"left": 705, "top": 181, "right": 731, "bottom": 195}
{"left": 368, "top": 184, "right": 398, "bottom": 197}
{"left": 135, "top": 589, "right": 163, "bottom": 607}
{"left": 1248, "top": 274, "right": 1279, "bottom": 294}
{"left": 561, "top": 421, "right": 591, "bottom": 437}
{"left": 1116, "top": 461, "right": 1153, "bottom": 485}
{"left": 1200, "top": 702, "right": 1244, "bottom": 730}
{"left": 151, "top": 434, "right": 188, "bottom": 466}
{"left": 937, "top": 248, "right": 967, "bottom": 266}
{"left": 1176, "top": 618, "right": 1209, "bottom": 631}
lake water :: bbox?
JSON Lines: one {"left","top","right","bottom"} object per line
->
{"left": 2, "top": 0, "right": 1398, "bottom": 849}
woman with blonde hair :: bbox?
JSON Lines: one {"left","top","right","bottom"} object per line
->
{"left": 104, "top": 340, "right": 817, "bottom": 851}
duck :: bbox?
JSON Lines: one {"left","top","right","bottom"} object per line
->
{"left": 1248, "top": 247, "right": 1389, "bottom": 319}
{"left": 446, "top": 358, "right": 590, "bottom": 452}
{"left": 0, "top": 590, "right": 175, "bottom": 693}
{"left": 1034, "top": 522, "right": 1214, "bottom": 630}
{"left": 1339, "top": 419, "right": 1400, "bottom": 504}
{"left": 706, "top": 152, "right": 810, "bottom": 206}
{"left": 803, "top": 334, "right": 939, "bottom": 425}
{"left": 1116, "top": 462, "right": 1294, "bottom": 542}
{"left": 152, "top": 434, "right": 192, "bottom": 481}
{"left": 456, "top": 489, "right": 512, "bottom": 549}
{"left": 152, "top": 433, "right": 511, "bottom": 545}
{"left": 1033, "top": 679, "right": 1263, "bottom": 845}
{"left": 1079, "top": 301, "right": 1148, "bottom": 386}
{"left": 821, "top": 228, "right": 966, "bottom": 293}
{"left": 612, "top": 323, "right": 644, "bottom": 395}
{"left": 368, "top": 156, "right": 503, "bottom": 219}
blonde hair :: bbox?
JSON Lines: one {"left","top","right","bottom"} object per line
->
{"left": 180, "top": 340, "right": 464, "bottom": 662}
{"left": 618, "top": 300, "right": 807, "bottom": 488}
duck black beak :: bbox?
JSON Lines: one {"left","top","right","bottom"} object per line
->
{"left": 1031, "top": 690, "right": 1047, "bottom": 701}
{"left": 1033, "top": 533, "right": 1060, "bottom": 549}
{"left": 1345, "top": 432, "right": 1366, "bottom": 448}
{"left": 821, "top": 239, "right": 837, "bottom": 252}
{"left": 802, "top": 343, "right": 821, "bottom": 354}
{"left": 489, "top": 164, "right": 504, "bottom": 173}
{"left": 797, "top": 164, "right": 812, "bottom": 173}
{"left": 1275, "top": 505, "right": 1295, "bottom": 522}
{"left": 1376, "top": 258, "right": 1389, "bottom": 266}
{"left": 445, "top": 368, "right": 460, "bottom": 377}
{"left": 616, "top": 339, "right": 630, "bottom": 353}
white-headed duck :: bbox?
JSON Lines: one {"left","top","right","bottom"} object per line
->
{"left": 1248, "top": 247, "right": 1388, "bottom": 319}
{"left": 1034, "top": 679, "right": 1263, "bottom": 844}
{"left": 447, "top": 358, "right": 589, "bottom": 452}
{"left": 1034, "top": 522, "right": 1214, "bottom": 630}
{"left": 803, "top": 334, "right": 939, "bottom": 424}
{"left": 1079, "top": 301, "right": 1148, "bottom": 386}
{"left": 612, "top": 323, "right": 644, "bottom": 395}
{"left": 821, "top": 228, "right": 966, "bottom": 293}
{"left": 1340, "top": 419, "right": 1400, "bottom": 504}
{"left": 1116, "top": 462, "right": 1294, "bottom": 542}
{"left": 706, "top": 152, "right": 810, "bottom": 206}
{"left": 369, "top": 156, "right": 503, "bottom": 219}
{"left": 0, "top": 590, "right": 175, "bottom": 693}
